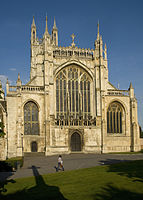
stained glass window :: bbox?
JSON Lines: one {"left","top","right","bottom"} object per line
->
{"left": 24, "top": 102, "right": 39, "bottom": 135}
{"left": 56, "top": 65, "right": 92, "bottom": 125}
{"left": 107, "top": 102, "right": 123, "bottom": 134}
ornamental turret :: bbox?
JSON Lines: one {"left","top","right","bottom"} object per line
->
{"left": 31, "top": 16, "right": 37, "bottom": 44}
{"left": 16, "top": 73, "right": 22, "bottom": 87}
{"left": 52, "top": 17, "right": 58, "bottom": 46}
{"left": 43, "top": 16, "right": 51, "bottom": 45}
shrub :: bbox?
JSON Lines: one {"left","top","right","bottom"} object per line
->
{"left": 0, "top": 157, "right": 24, "bottom": 172}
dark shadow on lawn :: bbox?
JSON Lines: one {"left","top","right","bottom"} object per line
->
{"left": 93, "top": 184, "right": 143, "bottom": 200}
{"left": 0, "top": 165, "right": 68, "bottom": 200}
{"left": 99, "top": 158, "right": 131, "bottom": 165}
{"left": 0, "top": 169, "right": 15, "bottom": 195}
{"left": 106, "top": 159, "right": 143, "bottom": 181}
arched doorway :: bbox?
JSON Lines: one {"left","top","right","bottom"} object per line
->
{"left": 71, "top": 132, "right": 81, "bottom": 151}
{"left": 31, "top": 141, "right": 38, "bottom": 152}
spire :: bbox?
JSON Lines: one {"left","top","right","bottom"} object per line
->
{"left": 129, "top": 82, "right": 133, "bottom": 89}
{"left": 18, "top": 73, "right": 20, "bottom": 80}
{"left": 97, "top": 20, "right": 100, "bottom": 40}
{"left": 53, "top": 17, "right": 57, "bottom": 30}
{"left": 31, "top": 16, "right": 36, "bottom": 44}
{"left": 31, "top": 16, "right": 36, "bottom": 27}
{"left": 52, "top": 17, "right": 58, "bottom": 46}
{"left": 45, "top": 15, "right": 48, "bottom": 34}
{"left": 6, "top": 78, "right": 9, "bottom": 85}
{"left": 129, "top": 82, "right": 134, "bottom": 98}
{"left": 104, "top": 43, "right": 107, "bottom": 60}
{"left": 17, "top": 73, "right": 22, "bottom": 86}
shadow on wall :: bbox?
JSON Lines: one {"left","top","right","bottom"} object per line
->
{"left": 0, "top": 165, "right": 68, "bottom": 200}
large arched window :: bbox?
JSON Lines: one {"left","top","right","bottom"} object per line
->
{"left": 107, "top": 101, "right": 125, "bottom": 134}
{"left": 56, "top": 65, "right": 92, "bottom": 126}
{"left": 24, "top": 101, "right": 39, "bottom": 135}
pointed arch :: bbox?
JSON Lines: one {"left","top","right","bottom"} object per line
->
{"left": 54, "top": 60, "right": 94, "bottom": 80}
{"left": 24, "top": 101, "right": 39, "bottom": 135}
{"left": 55, "top": 64, "right": 92, "bottom": 126}
{"left": 107, "top": 101, "right": 125, "bottom": 134}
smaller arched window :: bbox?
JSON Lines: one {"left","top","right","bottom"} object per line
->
{"left": 107, "top": 102, "right": 124, "bottom": 134}
{"left": 24, "top": 101, "right": 39, "bottom": 135}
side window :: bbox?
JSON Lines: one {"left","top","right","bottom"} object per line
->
{"left": 24, "top": 102, "right": 39, "bottom": 135}
{"left": 107, "top": 102, "right": 124, "bottom": 134}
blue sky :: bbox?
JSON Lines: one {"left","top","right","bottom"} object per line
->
{"left": 0, "top": 0, "right": 143, "bottom": 128}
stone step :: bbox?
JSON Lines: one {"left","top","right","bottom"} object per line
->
{"left": 24, "top": 152, "right": 45, "bottom": 157}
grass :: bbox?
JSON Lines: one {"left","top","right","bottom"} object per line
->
{"left": 0, "top": 160, "right": 143, "bottom": 200}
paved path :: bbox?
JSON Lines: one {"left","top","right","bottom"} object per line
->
{"left": 0, "top": 153, "right": 143, "bottom": 181}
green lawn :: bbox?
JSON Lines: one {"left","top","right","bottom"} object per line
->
{"left": 1, "top": 160, "right": 143, "bottom": 200}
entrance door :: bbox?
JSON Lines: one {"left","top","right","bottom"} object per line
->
{"left": 31, "top": 141, "right": 38, "bottom": 152}
{"left": 71, "top": 132, "right": 81, "bottom": 151}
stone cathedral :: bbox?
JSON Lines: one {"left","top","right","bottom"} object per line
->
{"left": 0, "top": 17, "right": 141, "bottom": 159}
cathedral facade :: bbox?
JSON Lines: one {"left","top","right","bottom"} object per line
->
{"left": 0, "top": 17, "right": 141, "bottom": 159}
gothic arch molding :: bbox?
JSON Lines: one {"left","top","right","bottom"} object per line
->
{"left": 54, "top": 60, "right": 94, "bottom": 80}
{"left": 23, "top": 101, "right": 40, "bottom": 135}
{"left": 22, "top": 99, "right": 40, "bottom": 111}
{"left": 69, "top": 129, "right": 84, "bottom": 151}
{"left": 107, "top": 99, "right": 128, "bottom": 115}
{"left": 107, "top": 100, "right": 126, "bottom": 134}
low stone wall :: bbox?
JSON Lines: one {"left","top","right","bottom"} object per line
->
{"left": 0, "top": 138, "right": 6, "bottom": 160}
{"left": 140, "top": 138, "right": 143, "bottom": 149}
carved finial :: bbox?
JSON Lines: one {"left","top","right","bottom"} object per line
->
{"left": 104, "top": 43, "right": 107, "bottom": 60}
{"left": 6, "top": 78, "right": 9, "bottom": 84}
{"left": 129, "top": 82, "right": 134, "bottom": 98}
{"left": 129, "top": 82, "right": 133, "bottom": 89}
{"left": 18, "top": 73, "right": 20, "bottom": 80}
{"left": 97, "top": 20, "right": 100, "bottom": 40}
{"left": 32, "top": 16, "right": 36, "bottom": 27}
{"left": 17, "top": 73, "right": 22, "bottom": 86}
{"left": 45, "top": 15, "right": 48, "bottom": 34}
{"left": 71, "top": 33, "right": 75, "bottom": 47}
{"left": 53, "top": 16, "right": 57, "bottom": 30}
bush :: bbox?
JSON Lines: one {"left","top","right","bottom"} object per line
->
{"left": 0, "top": 161, "right": 12, "bottom": 172}
{"left": 0, "top": 157, "right": 24, "bottom": 172}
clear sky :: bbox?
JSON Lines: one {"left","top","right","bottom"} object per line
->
{"left": 0, "top": 0, "right": 143, "bottom": 128}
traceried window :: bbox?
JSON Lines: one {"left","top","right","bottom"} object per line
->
{"left": 24, "top": 102, "right": 39, "bottom": 135}
{"left": 56, "top": 65, "right": 92, "bottom": 126}
{"left": 107, "top": 102, "right": 124, "bottom": 134}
